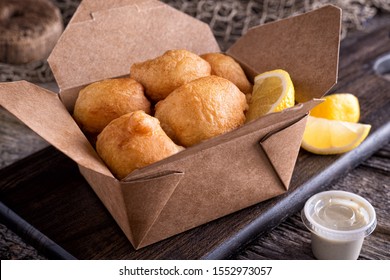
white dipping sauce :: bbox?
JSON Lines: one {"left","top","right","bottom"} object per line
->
{"left": 302, "top": 191, "right": 376, "bottom": 260}
{"left": 311, "top": 233, "right": 364, "bottom": 260}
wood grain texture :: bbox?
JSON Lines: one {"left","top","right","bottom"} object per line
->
{"left": 0, "top": 108, "right": 49, "bottom": 168}
{"left": 231, "top": 144, "right": 390, "bottom": 260}
{"left": 0, "top": 223, "right": 45, "bottom": 260}
{"left": 0, "top": 14, "right": 389, "bottom": 260}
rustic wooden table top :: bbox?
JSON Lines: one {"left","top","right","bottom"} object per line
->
{"left": 0, "top": 12, "right": 389, "bottom": 260}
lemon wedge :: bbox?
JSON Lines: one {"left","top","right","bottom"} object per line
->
{"left": 301, "top": 116, "right": 371, "bottom": 155}
{"left": 246, "top": 69, "right": 295, "bottom": 122}
{"left": 310, "top": 93, "right": 360, "bottom": 123}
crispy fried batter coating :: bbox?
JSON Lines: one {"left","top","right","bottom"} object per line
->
{"left": 96, "top": 111, "right": 184, "bottom": 179}
{"left": 200, "top": 53, "right": 252, "bottom": 94}
{"left": 130, "top": 49, "right": 211, "bottom": 102}
{"left": 155, "top": 75, "right": 247, "bottom": 147}
{"left": 73, "top": 78, "right": 151, "bottom": 135}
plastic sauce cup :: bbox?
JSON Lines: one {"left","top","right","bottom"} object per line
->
{"left": 301, "top": 190, "right": 377, "bottom": 260}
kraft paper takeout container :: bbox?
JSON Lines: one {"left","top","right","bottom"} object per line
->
{"left": 0, "top": 0, "right": 341, "bottom": 249}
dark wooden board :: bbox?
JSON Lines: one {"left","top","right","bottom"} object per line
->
{"left": 0, "top": 14, "right": 389, "bottom": 260}
{"left": 231, "top": 144, "right": 390, "bottom": 260}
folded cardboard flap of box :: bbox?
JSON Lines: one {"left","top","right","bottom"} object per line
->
{"left": 227, "top": 5, "right": 341, "bottom": 103}
{"left": 0, "top": 0, "right": 341, "bottom": 249}
{"left": 48, "top": 0, "right": 221, "bottom": 111}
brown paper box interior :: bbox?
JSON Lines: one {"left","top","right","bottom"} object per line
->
{"left": 0, "top": 1, "right": 341, "bottom": 249}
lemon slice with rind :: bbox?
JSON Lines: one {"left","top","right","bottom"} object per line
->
{"left": 301, "top": 116, "right": 371, "bottom": 155}
{"left": 310, "top": 93, "right": 360, "bottom": 123}
{"left": 246, "top": 69, "right": 295, "bottom": 122}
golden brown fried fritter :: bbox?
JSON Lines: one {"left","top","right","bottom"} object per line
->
{"left": 130, "top": 49, "right": 211, "bottom": 102}
{"left": 155, "top": 75, "right": 247, "bottom": 147}
{"left": 73, "top": 78, "right": 151, "bottom": 135}
{"left": 96, "top": 111, "right": 184, "bottom": 179}
{"left": 200, "top": 53, "right": 252, "bottom": 94}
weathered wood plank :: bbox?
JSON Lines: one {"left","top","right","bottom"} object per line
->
{"left": 0, "top": 108, "right": 49, "bottom": 169}
{"left": 232, "top": 147, "right": 390, "bottom": 260}
{"left": 0, "top": 223, "right": 45, "bottom": 260}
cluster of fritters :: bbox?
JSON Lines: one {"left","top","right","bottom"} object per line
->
{"left": 73, "top": 49, "right": 253, "bottom": 179}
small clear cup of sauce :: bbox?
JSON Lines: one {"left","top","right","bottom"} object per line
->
{"left": 301, "top": 190, "right": 377, "bottom": 260}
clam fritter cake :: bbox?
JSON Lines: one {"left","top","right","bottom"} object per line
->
{"left": 155, "top": 75, "right": 247, "bottom": 147}
{"left": 130, "top": 49, "right": 211, "bottom": 102}
{"left": 73, "top": 78, "right": 151, "bottom": 135}
{"left": 201, "top": 53, "right": 252, "bottom": 94}
{"left": 96, "top": 111, "right": 184, "bottom": 179}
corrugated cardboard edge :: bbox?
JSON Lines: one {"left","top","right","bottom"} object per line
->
{"left": 227, "top": 5, "right": 341, "bottom": 101}
{"left": 48, "top": 0, "right": 220, "bottom": 111}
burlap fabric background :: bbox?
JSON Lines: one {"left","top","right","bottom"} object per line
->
{"left": 0, "top": 0, "right": 389, "bottom": 84}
